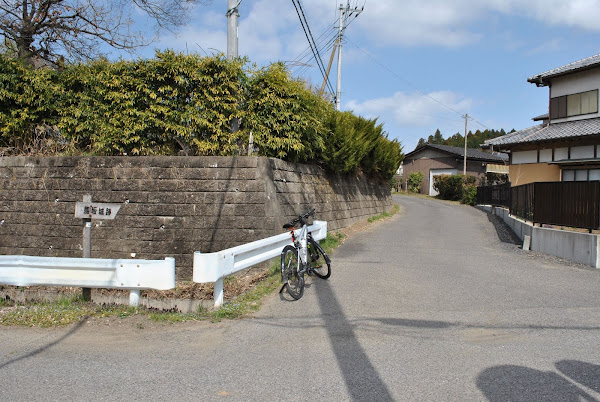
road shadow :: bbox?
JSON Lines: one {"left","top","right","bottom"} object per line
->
{"left": 315, "top": 279, "right": 394, "bottom": 401}
{"left": 556, "top": 360, "right": 600, "bottom": 393}
{"left": 0, "top": 317, "right": 87, "bottom": 370}
{"left": 477, "top": 361, "right": 600, "bottom": 401}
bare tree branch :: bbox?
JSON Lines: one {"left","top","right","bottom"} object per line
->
{"left": 0, "top": 0, "right": 211, "bottom": 66}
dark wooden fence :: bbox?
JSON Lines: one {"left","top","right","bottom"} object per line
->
{"left": 478, "top": 181, "right": 600, "bottom": 230}
{"left": 476, "top": 183, "right": 511, "bottom": 209}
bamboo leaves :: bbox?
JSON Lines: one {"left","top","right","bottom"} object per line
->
{"left": 0, "top": 51, "right": 403, "bottom": 179}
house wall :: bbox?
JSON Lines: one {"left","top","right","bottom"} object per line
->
{"left": 0, "top": 156, "right": 393, "bottom": 280}
{"left": 508, "top": 141, "right": 600, "bottom": 186}
{"left": 508, "top": 163, "right": 561, "bottom": 186}
{"left": 403, "top": 154, "right": 487, "bottom": 195}
{"left": 550, "top": 69, "right": 600, "bottom": 123}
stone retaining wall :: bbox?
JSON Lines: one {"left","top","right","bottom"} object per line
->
{"left": 0, "top": 156, "right": 392, "bottom": 279}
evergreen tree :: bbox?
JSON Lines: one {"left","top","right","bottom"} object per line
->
{"left": 415, "top": 127, "right": 509, "bottom": 151}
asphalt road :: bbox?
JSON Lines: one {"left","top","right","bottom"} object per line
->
{"left": 2, "top": 195, "right": 600, "bottom": 401}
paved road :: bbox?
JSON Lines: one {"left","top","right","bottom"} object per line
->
{"left": 2, "top": 195, "right": 600, "bottom": 401}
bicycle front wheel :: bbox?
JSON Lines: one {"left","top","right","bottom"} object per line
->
{"left": 281, "top": 245, "right": 305, "bottom": 300}
{"left": 307, "top": 238, "right": 331, "bottom": 279}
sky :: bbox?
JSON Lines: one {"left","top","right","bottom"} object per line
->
{"left": 122, "top": 0, "right": 600, "bottom": 153}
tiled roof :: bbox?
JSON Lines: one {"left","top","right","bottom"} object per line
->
{"left": 407, "top": 143, "right": 508, "bottom": 162}
{"left": 527, "top": 54, "right": 600, "bottom": 84}
{"left": 532, "top": 113, "right": 549, "bottom": 121}
{"left": 483, "top": 117, "right": 600, "bottom": 148}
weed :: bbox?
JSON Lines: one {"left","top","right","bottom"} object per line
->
{"left": 368, "top": 204, "right": 400, "bottom": 223}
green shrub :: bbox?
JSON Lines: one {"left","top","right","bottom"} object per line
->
{"left": 407, "top": 172, "right": 424, "bottom": 193}
{"left": 433, "top": 174, "right": 463, "bottom": 200}
{"left": 433, "top": 174, "right": 477, "bottom": 205}
{"left": 0, "top": 51, "right": 404, "bottom": 180}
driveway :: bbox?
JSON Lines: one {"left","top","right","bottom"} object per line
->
{"left": 1, "top": 195, "right": 600, "bottom": 401}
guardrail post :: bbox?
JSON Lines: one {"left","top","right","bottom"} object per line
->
{"left": 214, "top": 278, "right": 224, "bottom": 307}
{"left": 129, "top": 289, "right": 141, "bottom": 306}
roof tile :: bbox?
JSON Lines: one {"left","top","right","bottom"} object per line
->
{"left": 483, "top": 117, "right": 600, "bottom": 147}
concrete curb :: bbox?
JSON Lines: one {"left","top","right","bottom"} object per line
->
{"left": 478, "top": 205, "right": 599, "bottom": 269}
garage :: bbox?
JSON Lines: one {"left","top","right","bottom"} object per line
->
{"left": 429, "top": 168, "right": 458, "bottom": 196}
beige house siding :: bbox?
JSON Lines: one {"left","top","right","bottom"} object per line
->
{"left": 509, "top": 163, "right": 561, "bottom": 186}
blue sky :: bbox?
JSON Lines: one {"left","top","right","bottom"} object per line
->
{"left": 122, "top": 0, "right": 600, "bottom": 153}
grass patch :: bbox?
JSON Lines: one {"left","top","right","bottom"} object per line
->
{"left": 0, "top": 296, "right": 138, "bottom": 328}
{"left": 368, "top": 204, "right": 400, "bottom": 223}
{"left": 206, "top": 269, "right": 281, "bottom": 322}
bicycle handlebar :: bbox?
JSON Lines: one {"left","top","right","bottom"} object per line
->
{"left": 283, "top": 208, "right": 315, "bottom": 229}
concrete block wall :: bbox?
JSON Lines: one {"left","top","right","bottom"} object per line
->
{"left": 0, "top": 156, "right": 393, "bottom": 279}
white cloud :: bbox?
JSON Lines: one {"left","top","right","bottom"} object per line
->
{"left": 354, "top": 0, "right": 600, "bottom": 48}
{"left": 356, "top": 1, "right": 484, "bottom": 47}
{"left": 488, "top": 0, "right": 600, "bottom": 31}
{"left": 141, "top": 0, "right": 600, "bottom": 60}
{"left": 346, "top": 90, "right": 472, "bottom": 127}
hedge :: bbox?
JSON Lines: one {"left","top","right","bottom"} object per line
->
{"left": 0, "top": 51, "right": 403, "bottom": 180}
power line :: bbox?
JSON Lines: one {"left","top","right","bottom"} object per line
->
{"left": 290, "top": 0, "right": 335, "bottom": 95}
{"left": 288, "top": 19, "right": 338, "bottom": 76}
{"left": 344, "top": 36, "right": 491, "bottom": 131}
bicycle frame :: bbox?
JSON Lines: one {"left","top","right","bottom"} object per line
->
{"left": 287, "top": 223, "right": 309, "bottom": 269}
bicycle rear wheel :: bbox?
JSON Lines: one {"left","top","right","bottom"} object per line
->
{"left": 281, "top": 245, "right": 304, "bottom": 300}
{"left": 307, "top": 238, "right": 331, "bottom": 279}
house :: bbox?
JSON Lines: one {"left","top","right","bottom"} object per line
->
{"left": 483, "top": 54, "right": 600, "bottom": 186}
{"left": 402, "top": 143, "right": 508, "bottom": 196}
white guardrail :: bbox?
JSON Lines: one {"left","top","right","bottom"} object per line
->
{"left": 0, "top": 255, "right": 175, "bottom": 306}
{"left": 194, "top": 220, "right": 327, "bottom": 307}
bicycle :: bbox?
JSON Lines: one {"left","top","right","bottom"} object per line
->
{"left": 280, "top": 208, "right": 331, "bottom": 300}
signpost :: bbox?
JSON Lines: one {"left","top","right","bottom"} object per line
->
{"left": 75, "top": 195, "right": 120, "bottom": 300}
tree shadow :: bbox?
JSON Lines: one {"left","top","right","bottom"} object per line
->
{"left": 0, "top": 317, "right": 87, "bottom": 370}
{"left": 556, "top": 360, "right": 600, "bottom": 393}
{"left": 477, "top": 362, "right": 600, "bottom": 401}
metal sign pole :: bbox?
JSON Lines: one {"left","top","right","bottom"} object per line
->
{"left": 75, "top": 196, "right": 121, "bottom": 303}
{"left": 82, "top": 194, "right": 92, "bottom": 301}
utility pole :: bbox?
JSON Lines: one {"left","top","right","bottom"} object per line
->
{"left": 226, "top": 0, "right": 240, "bottom": 60}
{"left": 227, "top": 1, "right": 241, "bottom": 133}
{"left": 335, "top": 1, "right": 363, "bottom": 111}
{"left": 463, "top": 114, "right": 469, "bottom": 175}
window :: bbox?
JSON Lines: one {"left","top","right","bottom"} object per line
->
{"left": 582, "top": 91, "right": 598, "bottom": 114}
{"left": 567, "top": 93, "right": 581, "bottom": 116}
{"left": 562, "top": 168, "right": 600, "bottom": 182}
{"left": 550, "top": 90, "right": 598, "bottom": 119}
{"left": 575, "top": 170, "right": 588, "bottom": 181}
{"left": 562, "top": 170, "right": 575, "bottom": 181}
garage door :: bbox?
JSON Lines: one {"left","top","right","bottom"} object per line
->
{"left": 429, "top": 168, "right": 458, "bottom": 196}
